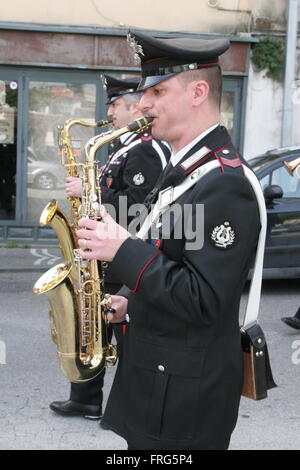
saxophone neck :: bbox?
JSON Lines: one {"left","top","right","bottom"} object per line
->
{"left": 87, "top": 116, "right": 153, "bottom": 162}
{"left": 58, "top": 118, "right": 113, "bottom": 166}
{"left": 60, "top": 118, "right": 112, "bottom": 135}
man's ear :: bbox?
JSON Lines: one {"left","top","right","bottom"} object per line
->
{"left": 192, "top": 80, "right": 209, "bottom": 106}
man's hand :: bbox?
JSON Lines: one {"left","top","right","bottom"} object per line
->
{"left": 107, "top": 295, "right": 128, "bottom": 323}
{"left": 65, "top": 176, "right": 82, "bottom": 197}
{"left": 76, "top": 206, "right": 130, "bottom": 262}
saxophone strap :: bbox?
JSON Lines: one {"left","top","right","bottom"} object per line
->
{"left": 137, "top": 160, "right": 267, "bottom": 329}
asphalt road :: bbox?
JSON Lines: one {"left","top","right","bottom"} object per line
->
{"left": 0, "top": 271, "right": 299, "bottom": 450}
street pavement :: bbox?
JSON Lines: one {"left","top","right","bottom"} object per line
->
{"left": 0, "top": 245, "right": 299, "bottom": 450}
{"left": 0, "top": 246, "right": 62, "bottom": 272}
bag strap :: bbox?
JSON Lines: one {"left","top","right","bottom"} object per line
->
{"left": 137, "top": 160, "right": 220, "bottom": 240}
{"left": 242, "top": 166, "right": 267, "bottom": 328}
{"left": 137, "top": 161, "right": 267, "bottom": 328}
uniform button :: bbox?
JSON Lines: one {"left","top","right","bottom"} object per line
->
{"left": 157, "top": 364, "right": 165, "bottom": 372}
{"left": 125, "top": 314, "right": 130, "bottom": 323}
{"left": 222, "top": 149, "right": 230, "bottom": 154}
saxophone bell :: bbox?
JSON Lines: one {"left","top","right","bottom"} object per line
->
{"left": 33, "top": 262, "right": 116, "bottom": 382}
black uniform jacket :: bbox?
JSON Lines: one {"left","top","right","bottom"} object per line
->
{"left": 101, "top": 130, "right": 170, "bottom": 288}
{"left": 101, "top": 130, "right": 170, "bottom": 224}
{"left": 102, "top": 126, "right": 261, "bottom": 450}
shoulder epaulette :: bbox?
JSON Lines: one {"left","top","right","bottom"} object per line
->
{"left": 214, "top": 143, "right": 243, "bottom": 172}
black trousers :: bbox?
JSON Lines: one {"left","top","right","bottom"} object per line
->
{"left": 127, "top": 442, "right": 137, "bottom": 450}
{"left": 70, "top": 322, "right": 123, "bottom": 406}
{"left": 70, "top": 282, "right": 124, "bottom": 407}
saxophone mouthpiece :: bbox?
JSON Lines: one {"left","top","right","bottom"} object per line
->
{"left": 96, "top": 118, "right": 113, "bottom": 127}
{"left": 128, "top": 116, "right": 153, "bottom": 132}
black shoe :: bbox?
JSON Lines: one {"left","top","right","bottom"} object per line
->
{"left": 49, "top": 400, "right": 102, "bottom": 420}
{"left": 281, "top": 316, "right": 300, "bottom": 330}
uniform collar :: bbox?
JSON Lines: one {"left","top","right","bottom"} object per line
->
{"left": 170, "top": 122, "right": 219, "bottom": 167}
{"left": 159, "top": 125, "right": 231, "bottom": 191}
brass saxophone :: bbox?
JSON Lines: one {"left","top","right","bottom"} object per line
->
{"left": 39, "top": 118, "right": 112, "bottom": 267}
{"left": 38, "top": 118, "right": 112, "bottom": 344}
{"left": 33, "top": 116, "right": 153, "bottom": 382}
{"left": 283, "top": 156, "right": 300, "bottom": 178}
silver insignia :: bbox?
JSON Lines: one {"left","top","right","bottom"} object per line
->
{"left": 133, "top": 172, "right": 145, "bottom": 186}
{"left": 211, "top": 221, "right": 235, "bottom": 248}
{"left": 101, "top": 74, "right": 108, "bottom": 91}
{"left": 127, "top": 33, "right": 144, "bottom": 65}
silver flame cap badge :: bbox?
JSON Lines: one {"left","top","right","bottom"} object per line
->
{"left": 101, "top": 74, "right": 108, "bottom": 91}
{"left": 127, "top": 33, "right": 144, "bottom": 65}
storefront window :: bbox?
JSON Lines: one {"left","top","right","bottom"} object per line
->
{"left": 221, "top": 91, "right": 234, "bottom": 137}
{"left": 0, "top": 80, "right": 18, "bottom": 220}
{"left": 27, "top": 81, "right": 97, "bottom": 222}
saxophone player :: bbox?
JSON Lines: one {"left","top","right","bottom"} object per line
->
{"left": 76, "top": 32, "right": 262, "bottom": 450}
{"left": 49, "top": 75, "right": 170, "bottom": 420}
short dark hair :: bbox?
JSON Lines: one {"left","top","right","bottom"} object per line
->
{"left": 177, "top": 65, "right": 222, "bottom": 108}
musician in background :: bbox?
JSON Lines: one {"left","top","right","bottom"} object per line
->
{"left": 75, "top": 32, "right": 261, "bottom": 450}
{"left": 49, "top": 74, "right": 170, "bottom": 421}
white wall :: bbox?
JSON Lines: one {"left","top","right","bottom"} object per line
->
{"left": 292, "top": 78, "right": 300, "bottom": 145}
{"left": 243, "top": 63, "right": 283, "bottom": 159}
{"left": 0, "top": 0, "right": 281, "bottom": 34}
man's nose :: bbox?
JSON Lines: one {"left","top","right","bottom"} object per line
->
{"left": 107, "top": 105, "right": 113, "bottom": 117}
{"left": 138, "top": 93, "right": 152, "bottom": 112}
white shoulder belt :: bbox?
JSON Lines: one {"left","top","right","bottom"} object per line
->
{"left": 137, "top": 160, "right": 267, "bottom": 329}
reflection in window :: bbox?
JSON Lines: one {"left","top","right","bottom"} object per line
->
{"left": 0, "top": 80, "right": 18, "bottom": 220}
{"left": 259, "top": 174, "right": 270, "bottom": 191}
{"left": 271, "top": 167, "right": 300, "bottom": 198}
{"left": 220, "top": 91, "right": 234, "bottom": 137}
{"left": 27, "top": 81, "right": 97, "bottom": 222}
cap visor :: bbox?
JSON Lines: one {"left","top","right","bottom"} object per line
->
{"left": 137, "top": 74, "right": 175, "bottom": 91}
{"left": 106, "top": 95, "right": 121, "bottom": 105}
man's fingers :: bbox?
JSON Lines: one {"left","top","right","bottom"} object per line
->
{"left": 100, "top": 205, "right": 112, "bottom": 223}
{"left": 76, "top": 228, "right": 90, "bottom": 239}
{"left": 78, "top": 248, "right": 94, "bottom": 259}
{"left": 107, "top": 311, "right": 125, "bottom": 323}
{"left": 77, "top": 218, "right": 98, "bottom": 230}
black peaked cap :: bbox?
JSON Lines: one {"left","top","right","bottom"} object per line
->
{"left": 127, "top": 31, "right": 230, "bottom": 90}
{"left": 102, "top": 74, "right": 140, "bottom": 104}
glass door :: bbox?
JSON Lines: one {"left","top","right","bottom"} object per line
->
{"left": 0, "top": 78, "right": 18, "bottom": 220}
{"left": 26, "top": 78, "right": 99, "bottom": 224}
{"left": 221, "top": 78, "right": 242, "bottom": 150}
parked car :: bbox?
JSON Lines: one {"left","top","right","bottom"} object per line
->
{"left": 27, "top": 147, "right": 65, "bottom": 190}
{"left": 248, "top": 146, "right": 300, "bottom": 279}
